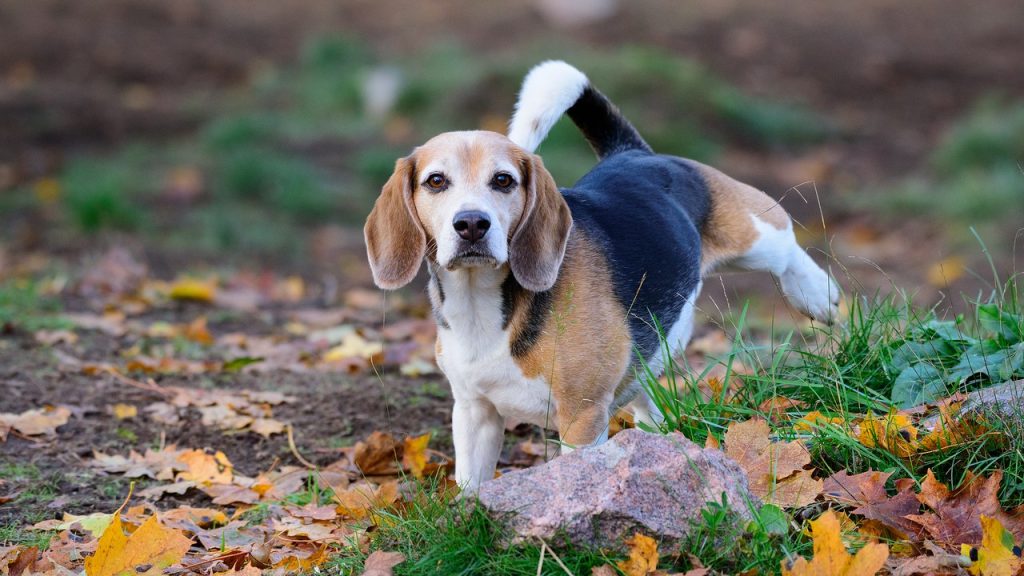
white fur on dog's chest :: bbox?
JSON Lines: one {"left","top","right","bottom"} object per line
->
{"left": 433, "top": 268, "right": 558, "bottom": 426}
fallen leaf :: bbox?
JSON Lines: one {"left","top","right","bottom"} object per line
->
{"left": 112, "top": 404, "right": 137, "bottom": 420}
{"left": 360, "top": 550, "right": 406, "bottom": 576}
{"left": 617, "top": 533, "right": 659, "bottom": 576}
{"left": 822, "top": 470, "right": 923, "bottom": 540}
{"left": 334, "top": 481, "right": 400, "bottom": 520}
{"left": 794, "top": 411, "right": 845, "bottom": 432}
{"left": 888, "top": 541, "right": 969, "bottom": 575}
{"left": 84, "top": 514, "right": 192, "bottom": 576}
{"left": 857, "top": 412, "right": 918, "bottom": 458}
{"left": 354, "top": 431, "right": 402, "bottom": 475}
{"left": 961, "top": 516, "right": 1023, "bottom": 576}
{"left": 908, "top": 469, "right": 1024, "bottom": 548}
{"left": 159, "top": 507, "right": 227, "bottom": 530}
{"left": 168, "top": 278, "right": 216, "bottom": 303}
{"left": 138, "top": 481, "right": 196, "bottom": 500}
{"left": 1, "top": 546, "right": 39, "bottom": 576}
{"left": 92, "top": 446, "right": 188, "bottom": 480}
{"left": 725, "top": 418, "right": 823, "bottom": 508}
{"left": 200, "top": 483, "right": 260, "bottom": 506}
{"left": 323, "top": 333, "right": 384, "bottom": 363}
{"left": 782, "top": 510, "right": 889, "bottom": 575}
{"left": 176, "top": 450, "right": 233, "bottom": 485}
{"left": 0, "top": 406, "right": 71, "bottom": 437}
{"left": 250, "top": 418, "right": 287, "bottom": 438}
{"left": 402, "top": 433, "right": 431, "bottom": 478}
{"left": 31, "top": 512, "right": 114, "bottom": 537}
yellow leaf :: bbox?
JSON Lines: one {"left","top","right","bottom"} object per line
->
{"left": 961, "top": 516, "right": 1023, "bottom": 576}
{"left": 617, "top": 533, "right": 659, "bottom": 576}
{"left": 783, "top": 510, "right": 889, "bottom": 576}
{"left": 402, "top": 432, "right": 431, "bottom": 478}
{"left": 323, "top": 333, "right": 383, "bottom": 362}
{"left": 168, "top": 278, "right": 216, "bottom": 303}
{"left": 794, "top": 411, "right": 844, "bottom": 432}
{"left": 175, "top": 450, "right": 233, "bottom": 485}
{"left": 857, "top": 412, "right": 917, "bottom": 458}
{"left": 927, "top": 256, "right": 966, "bottom": 287}
{"left": 112, "top": 404, "right": 137, "bottom": 420}
{"left": 85, "top": 514, "right": 192, "bottom": 576}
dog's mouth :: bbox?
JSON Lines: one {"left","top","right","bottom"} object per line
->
{"left": 446, "top": 250, "right": 499, "bottom": 270}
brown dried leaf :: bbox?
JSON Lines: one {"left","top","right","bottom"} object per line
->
{"left": 907, "top": 469, "right": 1024, "bottom": 548}
{"left": 354, "top": 431, "right": 402, "bottom": 475}
{"left": 725, "top": 418, "right": 822, "bottom": 507}
{"left": 822, "top": 470, "right": 923, "bottom": 540}
{"left": 360, "top": 550, "right": 406, "bottom": 576}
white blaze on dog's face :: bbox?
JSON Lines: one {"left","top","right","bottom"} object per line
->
{"left": 365, "top": 129, "right": 572, "bottom": 292}
{"left": 412, "top": 131, "right": 526, "bottom": 271}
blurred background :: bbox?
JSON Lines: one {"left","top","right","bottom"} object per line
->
{"left": 2, "top": 0, "right": 1023, "bottom": 323}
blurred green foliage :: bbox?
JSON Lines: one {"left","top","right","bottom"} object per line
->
{"left": 867, "top": 97, "right": 1024, "bottom": 241}
{"left": 14, "top": 35, "right": 832, "bottom": 262}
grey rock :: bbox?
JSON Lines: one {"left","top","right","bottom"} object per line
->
{"left": 477, "top": 429, "right": 758, "bottom": 550}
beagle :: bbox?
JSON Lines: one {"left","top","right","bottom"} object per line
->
{"left": 365, "top": 61, "right": 839, "bottom": 492}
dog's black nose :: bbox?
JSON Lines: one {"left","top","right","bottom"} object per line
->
{"left": 453, "top": 210, "right": 491, "bottom": 243}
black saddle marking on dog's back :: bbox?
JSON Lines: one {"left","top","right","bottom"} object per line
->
{"left": 563, "top": 151, "right": 711, "bottom": 360}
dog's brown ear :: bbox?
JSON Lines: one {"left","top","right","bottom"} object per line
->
{"left": 510, "top": 154, "right": 573, "bottom": 292}
{"left": 364, "top": 156, "right": 426, "bottom": 289}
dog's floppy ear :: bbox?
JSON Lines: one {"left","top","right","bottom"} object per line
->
{"left": 364, "top": 156, "right": 426, "bottom": 289}
{"left": 510, "top": 154, "right": 573, "bottom": 292}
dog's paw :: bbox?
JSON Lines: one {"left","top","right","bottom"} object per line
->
{"left": 781, "top": 255, "right": 840, "bottom": 324}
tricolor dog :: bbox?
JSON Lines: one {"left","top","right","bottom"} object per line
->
{"left": 364, "top": 61, "right": 840, "bottom": 492}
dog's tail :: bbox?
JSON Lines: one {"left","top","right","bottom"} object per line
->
{"left": 508, "top": 60, "right": 652, "bottom": 159}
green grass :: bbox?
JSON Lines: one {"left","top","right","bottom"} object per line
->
{"left": 0, "top": 524, "right": 54, "bottom": 548}
{"left": 642, "top": 275, "right": 1024, "bottom": 511}
{"left": 330, "top": 479, "right": 810, "bottom": 575}
{"left": 331, "top": 495, "right": 611, "bottom": 575}
{"left": 862, "top": 97, "right": 1024, "bottom": 245}
{"left": 0, "top": 462, "right": 61, "bottom": 526}
{"left": 0, "top": 279, "right": 70, "bottom": 331}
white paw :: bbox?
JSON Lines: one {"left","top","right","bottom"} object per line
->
{"left": 781, "top": 254, "right": 840, "bottom": 324}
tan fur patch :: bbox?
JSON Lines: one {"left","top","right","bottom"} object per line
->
{"left": 509, "top": 232, "right": 632, "bottom": 445}
{"left": 691, "top": 161, "right": 791, "bottom": 273}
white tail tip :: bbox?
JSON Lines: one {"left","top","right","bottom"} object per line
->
{"left": 508, "top": 60, "right": 589, "bottom": 152}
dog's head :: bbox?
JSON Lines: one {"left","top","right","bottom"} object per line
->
{"left": 364, "top": 131, "right": 572, "bottom": 292}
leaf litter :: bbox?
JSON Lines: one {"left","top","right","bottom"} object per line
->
{"left": 5, "top": 247, "right": 1024, "bottom": 575}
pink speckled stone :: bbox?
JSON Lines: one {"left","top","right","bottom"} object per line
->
{"left": 477, "top": 429, "right": 758, "bottom": 550}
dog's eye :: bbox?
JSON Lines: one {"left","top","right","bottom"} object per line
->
{"left": 492, "top": 172, "right": 515, "bottom": 190}
{"left": 424, "top": 173, "right": 448, "bottom": 191}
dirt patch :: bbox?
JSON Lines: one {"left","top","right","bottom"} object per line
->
{"left": 0, "top": 312, "right": 453, "bottom": 528}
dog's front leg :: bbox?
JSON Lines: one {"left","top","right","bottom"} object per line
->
{"left": 452, "top": 398, "right": 504, "bottom": 493}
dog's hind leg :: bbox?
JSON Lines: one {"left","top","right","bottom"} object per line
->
{"left": 694, "top": 161, "right": 840, "bottom": 323}
{"left": 731, "top": 217, "right": 839, "bottom": 323}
